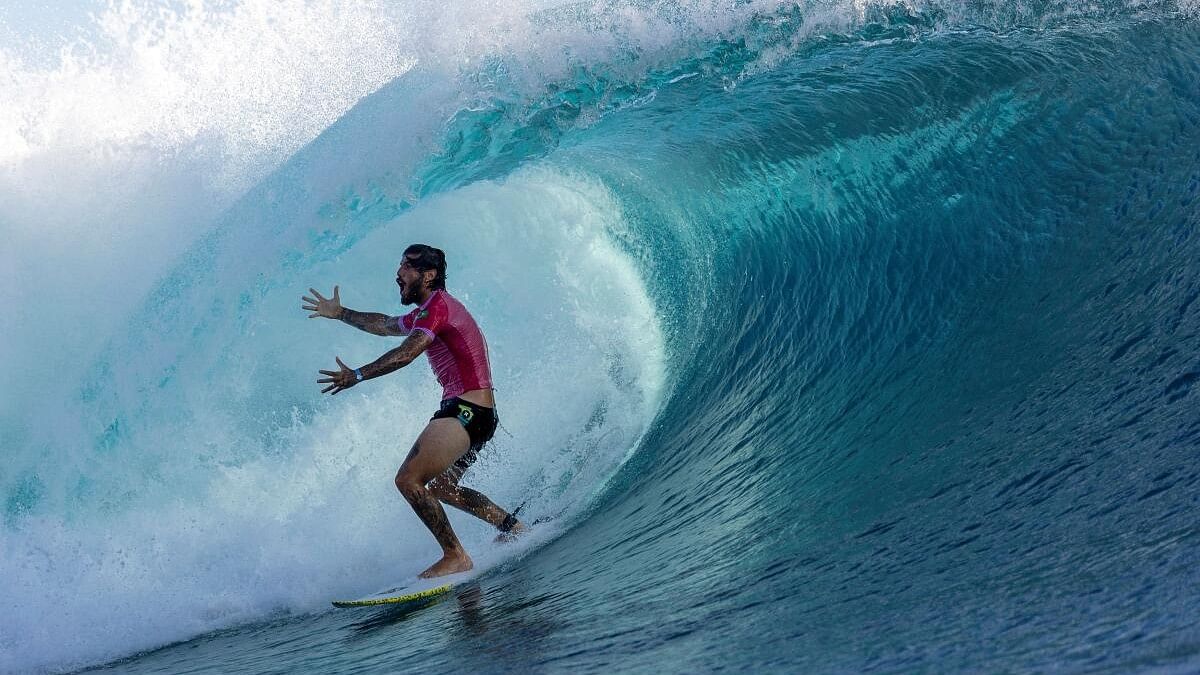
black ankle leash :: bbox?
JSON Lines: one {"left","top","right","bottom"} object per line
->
{"left": 499, "top": 502, "right": 526, "bottom": 533}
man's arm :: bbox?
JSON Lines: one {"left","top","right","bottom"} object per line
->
{"left": 338, "top": 308, "right": 408, "bottom": 337}
{"left": 360, "top": 331, "right": 433, "bottom": 379}
{"left": 302, "top": 285, "right": 407, "bottom": 336}
{"left": 317, "top": 331, "right": 433, "bottom": 395}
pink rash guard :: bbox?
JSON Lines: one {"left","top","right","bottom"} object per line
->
{"left": 392, "top": 290, "right": 493, "bottom": 400}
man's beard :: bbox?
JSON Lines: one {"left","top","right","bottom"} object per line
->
{"left": 398, "top": 284, "right": 417, "bottom": 306}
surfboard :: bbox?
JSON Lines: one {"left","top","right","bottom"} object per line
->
{"left": 332, "top": 575, "right": 459, "bottom": 609}
{"left": 333, "top": 511, "right": 561, "bottom": 609}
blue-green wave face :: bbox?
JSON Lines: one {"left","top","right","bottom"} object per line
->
{"left": 3, "top": 1, "right": 1200, "bottom": 672}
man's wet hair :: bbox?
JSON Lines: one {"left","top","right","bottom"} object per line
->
{"left": 404, "top": 244, "right": 447, "bottom": 291}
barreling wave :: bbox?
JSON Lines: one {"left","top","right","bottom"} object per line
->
{"left": 3, "top": 1, "right": 1200, "bottom": 672}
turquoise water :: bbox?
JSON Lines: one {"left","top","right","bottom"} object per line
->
{"left": 4, "top": 2, "right": 1200, "bottom": 672}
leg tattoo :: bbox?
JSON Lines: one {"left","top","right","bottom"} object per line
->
{"left": 396, "top": 440, "right": 462, "bottom": 553}
{"left": 400, "top": 480, "right": 462, "bottom": 552}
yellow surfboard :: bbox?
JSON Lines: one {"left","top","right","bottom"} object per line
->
{"left": 332, "top": 578, "right": 456, "bottom": 608}
{"left": 335, "top": 511, "right": 555, "bottom": 608}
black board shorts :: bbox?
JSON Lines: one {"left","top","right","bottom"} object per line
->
{"left": 431, "top": 397, "right": 498, "bottom": 481}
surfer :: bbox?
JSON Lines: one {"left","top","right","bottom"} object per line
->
{"left": 302, "top": 244, "right": 525, "bottom": 578}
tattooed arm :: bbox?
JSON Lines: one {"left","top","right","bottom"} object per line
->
{"left": 302, "top": 285, "right": 407, "bottom": 336}
{"left": 337, "top": 308, "right": 408, "bottom": 337}
{"left": 360, "top": 331, "right": 433, "bottom": 379}
{"left": 317, "top": 332, "right": 434, "bottom": 395}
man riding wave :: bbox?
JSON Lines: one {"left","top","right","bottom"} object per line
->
{"left": 302, "top": 244, "right": 525, "bottom": 578}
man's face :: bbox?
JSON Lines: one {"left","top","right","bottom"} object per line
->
{"left": 395, "top": 256, "right": 430, "bottom": 305}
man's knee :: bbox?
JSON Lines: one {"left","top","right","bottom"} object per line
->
{"left": 395, "top": 469, "right": 423, "bottom": 501}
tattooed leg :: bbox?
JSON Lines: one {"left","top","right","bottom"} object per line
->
{"left": 395, "top": 419, "right": 476, "bottom": 578}
{"left": 430, "top": 478, "right": 527, "bottom": 543}
{"left": 428, "top": 478, "right": 509, "bottom": 528}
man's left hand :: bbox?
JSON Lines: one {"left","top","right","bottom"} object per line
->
{"left": 318, "top": 356, "right": 359, "bottom": 395}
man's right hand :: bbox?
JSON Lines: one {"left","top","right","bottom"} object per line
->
{"left": 302, "top": 286, "right": 343, "bottom": 319}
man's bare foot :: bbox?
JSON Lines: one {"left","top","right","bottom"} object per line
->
{"left": 494, "top": 521, "right": 527, "bottom": 543}
{"left": 418, "top": 551, "right": 473, "bottom": 579}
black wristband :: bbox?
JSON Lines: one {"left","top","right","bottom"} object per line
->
{"left": 339, "top": 307, "right": 351, "bottom": 322}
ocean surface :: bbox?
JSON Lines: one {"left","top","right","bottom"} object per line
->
{"left": 3, "top": 1, "right": 1200, "bottom": 672}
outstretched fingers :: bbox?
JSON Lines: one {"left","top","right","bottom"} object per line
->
{"left": 302, "top": 286, "right": 341, "bottom": 319}
{"left": 302, "top": 292, "right": 322, "bottom": 317}
{"left": 316, "top": 355, "right": 355, "bottom": 395}
{"left": 317, "top": 375, "right": 345, "bottom": 394}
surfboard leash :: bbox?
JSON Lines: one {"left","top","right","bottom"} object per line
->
{"left": 499, "top": 502, "right": 526, "bottom": 533}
